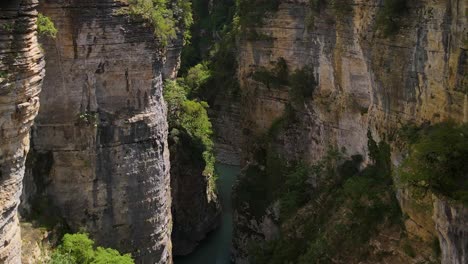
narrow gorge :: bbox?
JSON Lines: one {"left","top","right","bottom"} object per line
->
{"left": 0, "top": 0, "right": 467, "bottom": 264}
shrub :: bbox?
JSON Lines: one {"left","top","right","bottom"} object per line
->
{"left": 58, "top": 233, "right": 94, "bottom": 263}
{"left": 252, "top": 58, "right": 289, "bottom": 88}
{"left": 251, "top": 58, "right": 316, "bottom": 105}
{"left": 164, "top": 80, "right": 188, "bottom": 123}
{"left": 399, "top": 122, "right": 468, "bottom": 205}
{"left": 49, "top": 233, "right": 133, "bottom": 264}
{"left": 126, "top": 0, "right": 193, "bottom": 46}
{"left": 183, "top": 63, "right": 212, "bottom": 96}
{"left": 37, "top": 13, "right": 57, "bottom": 38}
{"left": 92, "top": 248, "right": 134, "bottom": 264}
{"left": 289, "top": 66, "right": 316, "bottom": 104}
{"left": 279, "top": 163, "right": 310, "bottom": 219}
{"left": 180, "top": 100, "right": 213, "bottom": 150}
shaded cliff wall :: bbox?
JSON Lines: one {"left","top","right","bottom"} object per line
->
{"left": 23, "top": 0, "right": 172, "bottom": 262}
{"left": 233, "top": 0, "right": 467, "bottom": 262}
{"left": 0, "top": 0, "right": 44, "bottom": 262}
{"left": 159, "top": 9, "right": 223, "bottom": 256}
{"left": 169, "top": 131, "right": 221, "bottom": 255}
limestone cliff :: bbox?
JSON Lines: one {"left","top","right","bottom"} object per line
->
{"left": 0, "top": 0, "right": 44, "bottom": 262}
{"left": 22, "top": 0, "right": 172, "bottom": 262}
{"left": 169, "top": 131, "right": 221, "bottom": 255}
{"left": 232, "top": 0, "right": 467, "bottom": 263}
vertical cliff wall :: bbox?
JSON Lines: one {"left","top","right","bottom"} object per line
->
{"left": 169, "top": 133, "right": 221, "bottom": 255}
{"left": 0, "top": 0, "right": 44, "bottom": 262}
{"left": 23, "top": 0, "right": 172, "bottom": 262}
{"left": 232, "top": 0, "right": 467, "bottom": 262}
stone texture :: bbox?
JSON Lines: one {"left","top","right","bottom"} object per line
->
{"left": 23, "top": 0, "right": 172, "bottom": 262}
{"left": 169, "top": 132, "right": 221, "bottom": 255}
{"left": 232, "top": 0, "right": 467, "bottom": 262}
{"left": 0, "top": 0, "right": 44, "bottom": 263}
{"left": 434, "top": 197, "right": 468, "bottom": 264}
{"left": 210, "top": 93, "right": 242, "bottom": 166}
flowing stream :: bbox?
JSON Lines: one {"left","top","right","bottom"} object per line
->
{"left": 174, "top": 164, "right": 240, "bottom": 264}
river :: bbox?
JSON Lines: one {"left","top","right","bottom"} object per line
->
{"left": 174, "top": 164, "right": 240, "bottom": 264}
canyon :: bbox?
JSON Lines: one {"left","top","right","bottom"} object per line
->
{"left": 0, "top": 0, "right": 467, "bottom": 264}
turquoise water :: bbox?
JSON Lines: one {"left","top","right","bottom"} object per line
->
{"left": 174, "top": 164, "right": 240, "bottom": 264}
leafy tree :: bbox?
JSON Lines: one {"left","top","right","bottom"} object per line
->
{"left": 164, "top": 77, "right": 217, "bottom": 189}
{"left": 399, "top": 122, "right": 468, "bottom": 204}
{"left": 48, "top": 233, "right": 134, "bottom": 264}
{"left": 279, "top": 163, "right": 310, "bottom": 219}
{"left": 49, "top": 251, "right": 75, "bottom": 264}
{"left": 92, "top": 248, "right": 133, "bottom": 264}
{"left": 127, "top": 0, "right": 193, "bottom": 46}
{"left": 183, "top": 63, "right": 212, "bottom": 96}
{"left": 58, "top": 233, "right": 94, "bottom": 264}
{"left": 164, "top": 80, "right": 188, "bottom": 122}
{"left": 37, "top": 13, "right": 57, "bottom": 38}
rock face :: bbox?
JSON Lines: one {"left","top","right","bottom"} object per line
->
{"left": 169, "top": 132, "right": 221, "bottom": 255}
{"left": 23, "top": 0, "right": 172, "bottom": 262}
{"left": 434, "top": 197, "right": 468, "bottom": 264}
{"left": 232, "top": 0, "right": 467, "bottom": 262}
{"left": 0, "top": 0, "right": 44, "bottom": 263}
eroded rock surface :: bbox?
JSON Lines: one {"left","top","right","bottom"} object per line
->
{"left": 23, "top": 0, "right": 172, "bottom": 262}
{"left": 0, "top": 0, "right": 44, "bottom": 262}
{"left": 232, "top": 0, "right": 467, "bottom": 262}
{"left": 169, "top": 132, "right": 221, "bottom": 255}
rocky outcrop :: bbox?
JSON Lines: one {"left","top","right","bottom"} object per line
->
{"left": 0, "top": 0, "right": 44, "bottom": 263}
{"left": 22, "top": 0, "right": 172, "bottom": 262}
{"left": 232, "top": 0, "right": 467, "bottom": 262}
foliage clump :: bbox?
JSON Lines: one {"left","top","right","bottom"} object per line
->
{"left": 251, "top": 58, "right": 317, "bottom": 105}
{"left": 126, "top": 0, "right": 193, "bottom": 46}
{"left": 77, "top": 112, "right": 98, "bottom": 127}
{"left": 306, "top": 0, "right": 352, "bottom": 29}
{"left": 376, "top": 0, "right": 408, "bottom": 36}
{"left": 399, "top": 122, "right": 468, "bottom": 205}
{"left": 247, "top": 132, "right": 402, "bottom": 264}
{"left": 236, "top": 0, "right": 280, "bottom": 28}
{"left": 37, "top": 13, "right": 57, "bottom": 38}
{"left": 164, "top": 69, "right": 217, "bottom": 190}
{"left": 49, "top": 233, "right": 133, "bottom": 264}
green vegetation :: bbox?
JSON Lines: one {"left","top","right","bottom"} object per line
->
{"left": 49, "top": 233, "right": 133, "bottom": 264}
{"left": 183, "top": 62, "right": 212, "bottom": 96}
{"left": 126, "top": 0, "right": 193, "bottom": 46}
{"left": 376, "top": 0, "right": 408, "bottom": 36}
{"left": 236, "top": 0, "right": 280, "bottom": 29}
{"left": 243, "top": 129, "right": 403, "bottom": 263}
{"left": 179, "top": 0, "right": 236, "bottom": 73}
{"left": 164, "top": 75, "right": 217, "bottom": 190}
{"left": 77, "top": 112, "right": 98, "bottom": 127}
{"left": 177, "top": 0, "right": 240, "bottom": 102}
{"left": 399, "top": 122, "right": 468, "bottom": 205}
{"left": 251, "top": 58, "right": 317, "bottom": 105}
{"left": 252, "top": 58, "right": 288, "bottom": 88}
{"left": 37, "top": 13, "right": 58, "bottom": 38}
{"left": 306, "top": 0, "right": 353, "bottom": 28}
{"left": 2, "top": 22, "right": 14, "bottom": 32}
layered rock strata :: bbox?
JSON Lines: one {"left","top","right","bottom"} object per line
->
{"left": 232, "top": 0, "right": 467, "bottom": 262}
{"left": 169, "top": 133, "right": 221, "bottom": 255}
{"left": 0, "top": 0, "right": 44, "bottom": 263}
{"left": 24, "top": 0, "right": 172, "bottom": 262}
